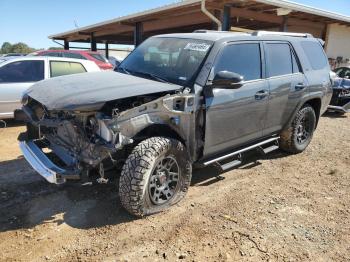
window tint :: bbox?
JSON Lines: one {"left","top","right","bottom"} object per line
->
{"left": 265, "top": 43, "right": 293, "bottom": 77}
{"left": 45, "top": 52, "right": 62, "bottom": 57}
{"left": 215, "top": 43, "right": 261, "bottom": 81}
{"left": 63, "top": 52, "right": 87, "bottom": 60}
{"left": 89, "top": 53, "right": 108, "bottom": 62}
{"left": 0, "top": 60, "right": 44, "bottom": 83}
{"left": 50, "top": 61, "right": 86, "bottom": 77}
{"left": 301, "top": 41, "right": 328, "bottom": 70}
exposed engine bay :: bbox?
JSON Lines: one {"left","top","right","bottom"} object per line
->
{"left": 20, "top": 89, "right": 201, "bottom": 183}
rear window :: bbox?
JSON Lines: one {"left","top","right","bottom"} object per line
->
{"left": 50, "top": 61, "right": 86, "bottom": 77}
{"left": 89, "top": 53, "right": 108, "bottom": 62}
{"left": 301, "top": 41, "right": 328, "bottom": 70}
{"left": 63, "top": 52, "right": 87, "bottom": 60}
{"left": 44, "top": 52, "right": 63, "bottom": 57}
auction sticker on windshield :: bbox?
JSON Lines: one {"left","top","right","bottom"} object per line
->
{"left": 184, "top": 43, "right": 211, "bottom": 52}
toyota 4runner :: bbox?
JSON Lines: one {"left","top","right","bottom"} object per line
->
{"left": 19, "top": 31, "right": 333, "bottom": 217}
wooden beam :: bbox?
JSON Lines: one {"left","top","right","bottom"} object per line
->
{"left": 230, "top": 7, "right": 325, "bottom": 29}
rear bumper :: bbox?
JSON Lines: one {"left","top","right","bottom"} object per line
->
{"left": 19, "top": 140, "right": 73, "bottom": 184}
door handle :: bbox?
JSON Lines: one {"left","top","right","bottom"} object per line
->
{"left": 295, "top": 83, "right": 306, "bottom": 90}
{"left": 255, "top": 90, "right": 269, "bottom": 100}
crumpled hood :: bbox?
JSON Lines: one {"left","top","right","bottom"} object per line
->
{"left": 26, "top": 71, "right": 181, "bottom": 111}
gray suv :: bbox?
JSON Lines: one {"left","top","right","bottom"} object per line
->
{"left": 19, "top": 31, "right": 332, "bottom": 217}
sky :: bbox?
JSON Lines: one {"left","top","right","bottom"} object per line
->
{"left": 1, "top": 0, "right": 350, "bottom": 49}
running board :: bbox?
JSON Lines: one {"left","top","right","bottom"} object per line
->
{"left": 261, "top": 144, "right": 279, "bottom": 154}
{"left": 204, "top": 137, "right": 280, "bottom": 167}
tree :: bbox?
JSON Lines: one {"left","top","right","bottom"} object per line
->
{"left": 10, "top": 42, "right": 35, "bottom": 54}
{"left": 48, "top": 47, "right": 64, "bottom": 50}
{"left": 1, "top": 42, "right": 12, "bottom": 54}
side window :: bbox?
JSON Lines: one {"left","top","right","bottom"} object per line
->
{"left": 265, "top": 43, "right": 293, "bottom": 77}
{"left": 50, "top": 61, "right": 87, "bottom": 77}
{"left": 215, "top": 43, "right": 261, "bottom": 81}
{"left": 301, "top": 41, "right": 328, "bottom": 70}
{"left": 0, "top": 60, "right": 44, "bottom": 83}
{"left": 63, "top": 52, "right": 87, "bottom": 60}
{"left": 292, "top": 50, "right": 301, "bottom": 73}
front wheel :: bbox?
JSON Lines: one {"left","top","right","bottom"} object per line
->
{"left": 280, "top": 104, "right": 316, "bottom": 154}
{"left": 119, "top": 137, "right": 192, "bottom": 217}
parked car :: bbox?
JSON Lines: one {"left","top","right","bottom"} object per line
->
{"left": 32, "top": 50, "right": 113, "bottom": 70}
{"left": 19, "top": 31, "right": 332, "bottom": 217}
{"left": 108, "top": 56, "right": 121, "bottom": 69}
{"left": 3, "top": 53, "right": 26, "bottom": 57}
{"left": 0, "top": 56, "right": 100, "bottom": 119}
{"left": 328, "top": 68, "right": 350, "bottom": 114}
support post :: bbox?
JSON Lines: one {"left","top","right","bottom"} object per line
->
{"left": 280, "top": 16, "right": 288, "bottom": 32}
{"left": 134, "top": 22, "right": 143, "bottom": 46}
{"left": 90, "top": 33, "right": 97, "bottom": 51}
{"left": 222, "top": 5, "right": 231, "bottom": 31}
{"left": 105, "top": 43, "right": 109, "bottom": 58}
{"left": 64, "top": 40, "right": 69, "bottom": 50}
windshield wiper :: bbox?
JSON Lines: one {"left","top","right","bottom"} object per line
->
{"left": 135, "top": 72, "right": 170, "bottom": 84}
{"left": 118, "top": 67, "right": 171, "bottom": 84}
{"left": 118, "top": 67, "right": 131, "bottom": 75}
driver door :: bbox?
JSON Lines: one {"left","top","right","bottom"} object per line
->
{"left": 203, "top": 42, "right": 269, "bottom": 157}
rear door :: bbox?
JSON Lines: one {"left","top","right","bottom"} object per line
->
{"left": 0, "top": 60, "right": 45, "bottom": 118}
{"left": 263, "top": 42, "right": 306, "bottom": 135}
{"left": 203, "top": 41, "right": 269, "bottom": 157}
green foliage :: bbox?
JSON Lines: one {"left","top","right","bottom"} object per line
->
{"left": 0, "top": 42, "right": 36, "bottom": 54}
{"left": 48, "top": 47, "right": 64, "bottom": 50}
{"left": 1, "top": 42, "right": 12, "bottom": 54}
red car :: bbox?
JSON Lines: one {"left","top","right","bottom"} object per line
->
{"left": 33, "top": 50, "right": 113, "bottom": 70}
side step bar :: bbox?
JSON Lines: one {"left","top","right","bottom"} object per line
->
{"left": 204, "top": 137, "right": 280, "bottom": 171}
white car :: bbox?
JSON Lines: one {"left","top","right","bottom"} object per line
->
{"left": 0, "top": 56, "right": 100, "bottom": 119}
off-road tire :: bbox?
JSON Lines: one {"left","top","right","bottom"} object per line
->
{"left": 119, "top": 137, "right": 192, "bottom": 217}
{"left": 280, "top": 104, "right": 316, "bottom": 154}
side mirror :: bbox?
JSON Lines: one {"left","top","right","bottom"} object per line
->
{"left": 211, "top": 71, "right": 244, "bottom": 89}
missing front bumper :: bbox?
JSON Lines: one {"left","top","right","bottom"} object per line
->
{"left": 19, "top": 140, "right": 79, "bottom": 184}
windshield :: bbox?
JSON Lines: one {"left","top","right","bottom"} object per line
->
{"left": 118, "top": 37, "right": 213, "bottom": 86}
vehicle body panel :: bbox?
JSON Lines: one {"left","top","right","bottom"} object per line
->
{"left": 18, "top": 32, "right": 332, "bottom": 185}
{"left": 26, "top": 71, "right": 182, "bottom": 111}
{"left": 0, "top": 57, "right": 100, "bottom": 119}
{"left": 34, "top": 50, "right": 113, "bottom": 70}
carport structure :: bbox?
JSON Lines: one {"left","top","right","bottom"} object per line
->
{"left": 49, "top": 0, "right": 350, "bottom": 64}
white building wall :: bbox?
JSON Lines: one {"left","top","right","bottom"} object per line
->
{"left": 325, "top": 23, "right": 350, "bottom": 68}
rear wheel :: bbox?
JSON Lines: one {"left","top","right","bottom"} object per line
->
{"left": 280, "top": 104, "right": 316, "bottom": 153}
{"left": 119, "top": 137, "right": 192, "bottom": 217}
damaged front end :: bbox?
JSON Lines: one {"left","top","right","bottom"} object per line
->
{"left": 19, "top": 91, "right": 198, "bottom": 184}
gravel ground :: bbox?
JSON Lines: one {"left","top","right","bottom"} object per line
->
{"left": 0, "top": 113, "right": 349, "bottom": 262}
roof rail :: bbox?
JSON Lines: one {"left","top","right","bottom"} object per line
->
{"left": 252, "top": 31, "right": 313, "bottom": 38}
{"left": 193, "top": 30, "right": 227, "bottom": 33}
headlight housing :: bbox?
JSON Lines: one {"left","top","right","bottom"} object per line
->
{"left": 21, "top": 93, "right": 29, "bottom": 106}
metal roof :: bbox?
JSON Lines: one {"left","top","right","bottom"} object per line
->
{"left": 49, "top": 0, "right": 350, "bottom": 44}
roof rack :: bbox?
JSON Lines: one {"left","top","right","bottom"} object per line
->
{"left": 252, "top": 31, "right": 313, "bottom": 38}
{"left": 193, "top": 30, "right": 228, "bottom": 33}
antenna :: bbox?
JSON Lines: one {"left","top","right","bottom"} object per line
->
{"left": 74, "top": 20, "right": 79, "bottom": 28}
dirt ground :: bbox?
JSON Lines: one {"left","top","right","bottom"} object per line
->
{"left": 0, "top": 113, "right": 349, "bottom": 262}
